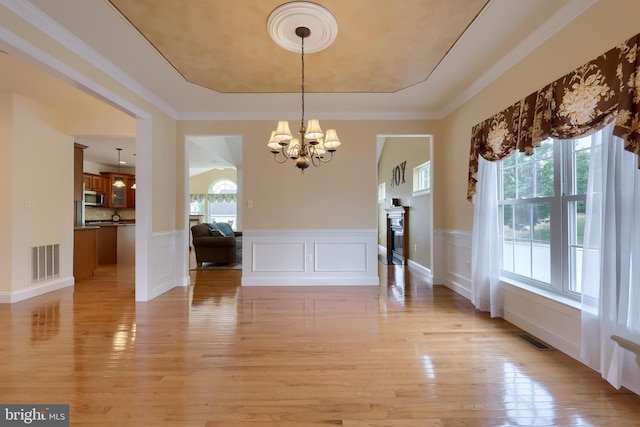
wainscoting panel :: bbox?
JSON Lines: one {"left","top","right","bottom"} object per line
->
{"left": 435, "top": 229, "right": 472, "bottom": 299}
{"left": 315, "top": 242, "right": 367, "bottom": 272}
{"left": 252, "top": 242, "right": 306, "bottom": 272}
{"left": 503, "top": 282, "right": 581, "bottom": 360}
{"left": 147, "top": 230, "right": 182, "bottom": 300}
{"left": 242, "top": 229, "right": 379, "bottom": 286}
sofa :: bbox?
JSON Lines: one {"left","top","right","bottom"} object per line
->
{"left": 191, "top": 222, "right": 242, "bottom": 266}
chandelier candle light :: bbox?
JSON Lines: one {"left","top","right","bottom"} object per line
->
{"left": 267, "top": 3, "right": 341, "bottom": 172}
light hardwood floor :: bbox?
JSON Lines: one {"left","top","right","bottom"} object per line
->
{"left": 1, "top": 262, "right": 639, "bottom": 426}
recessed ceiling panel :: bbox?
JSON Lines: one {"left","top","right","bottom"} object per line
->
{"left": 108, "top": 0, "right": 488, "bottom": 94}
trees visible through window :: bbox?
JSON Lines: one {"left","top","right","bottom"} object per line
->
{"left": 498, "top": 134, "right": 592, "bottom": 297}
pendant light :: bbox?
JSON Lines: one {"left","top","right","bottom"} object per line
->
{"left": 113, "top": 148, "right": 126, "bottom": 187}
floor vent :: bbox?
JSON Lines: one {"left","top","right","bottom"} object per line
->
{"left": 31, "top": 244, "right": 60, "bottom": 283}
{"left": 515, "top": 333, "right": 554, "bottom": 351}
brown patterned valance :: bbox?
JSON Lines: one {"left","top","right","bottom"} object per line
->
{"left": 468, "top": 33, "right": 640, "bottom": 201}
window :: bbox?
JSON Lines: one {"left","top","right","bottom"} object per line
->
{"left": 378, "top": 183, "right": 386, "bottom": 203}
{"left": 208, "top": 179, "right": 237, "bottom": 228}
{"left": 498, "top": 134, "right": 593, "bottom": 298}
{"left": 190, "top": 200, "right": 205, "bottom": 216}
{"left": 211, "top": 179, "right": 237, "bottom": 195}
{"left": 413, "top": 161, "right": 431, "bottom": 195}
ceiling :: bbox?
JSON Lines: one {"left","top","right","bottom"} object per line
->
{"left": 1, "top": 0, "right": 594, "bottom": 171}
{"left": 107, "top": 0, "right": 488, "bottom": 94}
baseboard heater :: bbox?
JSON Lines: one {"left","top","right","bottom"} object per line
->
{"left": 515, "top": 333, "right": 554, "bottom": 351}
{"left": 31, "top": 244, "right": 60, "bottom": 283}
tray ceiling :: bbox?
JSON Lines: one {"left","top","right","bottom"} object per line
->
{"left": 108, "top": 0, "right": 487, "bottom": 94}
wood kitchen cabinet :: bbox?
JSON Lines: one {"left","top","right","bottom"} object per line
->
{"left": 97, "top": 226, "right": 117, "bottom": 265}
{"left": 74, "top": 144, "right": 85, "bottom": 201}
{"left": 101, "top": 173, "right": 128, "bottom": 208}
{"left": 125, "top": 176, "right": 136, "bottom": 208}
{"left": 83, "top": 173, "right": 106, "bottom": 193}
{"left": 73, "top": 228, "right": 97, "bottom": 280}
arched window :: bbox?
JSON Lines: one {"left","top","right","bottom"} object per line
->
{"left": 210, "top": 179, "right": 237, "bottom": 195}
{"left": 208, "top": 179, "right": 237, "bottom": 228}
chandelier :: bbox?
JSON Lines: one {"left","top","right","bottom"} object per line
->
{"left": 267, "top": 15, "right": 341, "bottom": 172}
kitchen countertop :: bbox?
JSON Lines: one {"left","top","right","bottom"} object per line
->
{"left": 74, "top": 225, "right": 100, "bottom": 230}
{"left": 84, "top": 221, "right": 136, "bottom": 227}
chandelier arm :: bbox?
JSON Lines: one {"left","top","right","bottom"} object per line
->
{"left": 316, "top": 151, "right": 334, "bottom": 163}
{"left": 272, "top": 146, "right": 291, "bottom": 163}
{"left": 310, "top": 149, "right": 321, "bottom": 167}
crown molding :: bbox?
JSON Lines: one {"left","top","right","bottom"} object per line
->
{"left": 0, "top": 0, "right": 178, "bottom": 119}
{"left": 175, "top": 110, "right": 440, "bottom": 121}
{"left": 440, "top": 0, "right": 598, "bottom": 118}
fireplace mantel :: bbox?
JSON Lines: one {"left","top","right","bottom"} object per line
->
{"left": 384, "top": 205, "right": 409, "bottom": 265}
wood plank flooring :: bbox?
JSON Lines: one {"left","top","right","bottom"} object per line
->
{"left": 1, "top": 262, "right": 639, "bottom": 426}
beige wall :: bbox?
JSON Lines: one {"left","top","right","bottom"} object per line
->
{"left": 0, "top": 94, "right": 12, "bottom": 291}
{"left": 377, "top": 136, "right": 431, "bottom": 268}
{"left": 2, "top": 93, "right": 74, "bottom": 293}
{"left": 64, "top": 108, "right": 136, "bottom": 138}
{"left": 437, "top": 0, "right": 640, "bottom": 231}
{"left": 178, "top": 120, "right": 438, "bottom": 230}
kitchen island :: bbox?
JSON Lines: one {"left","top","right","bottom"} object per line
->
{"left": 73, "top": 225, "right": 99, "bottom": 280}
{"left": 86, "top": 221, "right": 135, "bottom": 267}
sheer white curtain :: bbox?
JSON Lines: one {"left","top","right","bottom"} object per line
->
{"left": 471, "top": 157, "right": 503, "bottom": 317}
{"left": 581, "top": 121, "right": 640, "bottom": 392}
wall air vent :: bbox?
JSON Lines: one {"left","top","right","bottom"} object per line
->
{"left": 31, "top": 244, "right": 60, "bottom": 283}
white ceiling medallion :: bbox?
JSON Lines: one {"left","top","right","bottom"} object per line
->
{"left": 267, "top": 2, "right": 338, "bottom": 53}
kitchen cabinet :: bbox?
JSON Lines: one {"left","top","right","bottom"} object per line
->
{"left": 74, "top": 144, "right": 85, "bottom": 201}
{"left": 97, "top": 225, "right": 117, "bottom": 265}
{"left": 83, "top": 173, "right": 106, "bottom": 193}
{"left": 74, "top": 228, "right": 97, "bottom": 280}
{"left": 125, "top": 176, "right": 136, "bottom": 208}
{"left": 101, "top": 173, "right": 128, "bottom": 208}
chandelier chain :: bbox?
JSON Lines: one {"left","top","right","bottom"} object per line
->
{"left": 267, "top": 23, "right": 341, "bottom": 172}
{"left": 300, "top": 34, "right": 305, "bottom": 132}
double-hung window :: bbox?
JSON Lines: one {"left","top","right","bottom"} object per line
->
{"left": 412, "top": 161, "right": 431, "bottom": 196}
{"left": 498, "top": 133, "right": 593, "bottom": 299}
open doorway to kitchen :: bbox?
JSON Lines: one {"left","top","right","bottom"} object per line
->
{"left": 0, "top": 45, "right": 153, "bottom": 300}
{"left": 377, "top": 134, "right": 433, "bottom": 281}
{"left": 185, "top": 135, "right": 243, "bottom": 270}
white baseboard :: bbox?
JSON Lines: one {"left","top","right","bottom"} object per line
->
{"left": 0, "top": 276, "right": 74, "bottom": 303}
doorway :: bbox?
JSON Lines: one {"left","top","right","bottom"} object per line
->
{"left": 185, "top": 135, "right": 243, "bottom": 270}
{"left": 376, "top": 135, "right": 434, "bottom": 280}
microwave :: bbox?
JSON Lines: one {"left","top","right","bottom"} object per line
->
{"left": 84, "top": 190, "right": 105, "bottom": 207}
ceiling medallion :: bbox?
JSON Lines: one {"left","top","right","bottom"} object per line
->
{"left": 267, "top": 2, "right": 338, "bottom": 53}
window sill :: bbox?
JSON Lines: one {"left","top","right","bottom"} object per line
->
{"left": 412, "top": 189, "right": 431, "bottom": 197}
{"left": 500, "top": 276, "right": 581, "bottom": 311}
